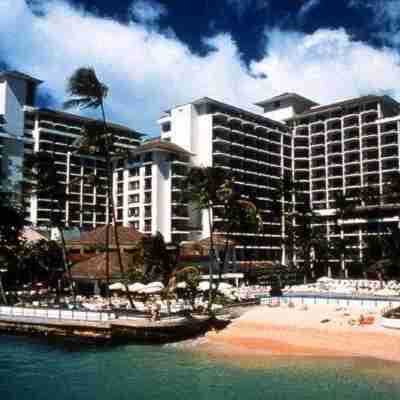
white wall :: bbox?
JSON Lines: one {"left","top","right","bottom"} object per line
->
{"left": 169, "top": 105, "right": 193, "bottom": 152}
{"left": 0, "top": 81, "right": 6, "bottom": 115}
{"left": 263, "top": 106, "right": 294, "bottom": 121}
{"left": 0, "top": 77, "right": 27, "bottom": 193}
{"left": 155, "top": 152, "right": 172, "bottom": 242}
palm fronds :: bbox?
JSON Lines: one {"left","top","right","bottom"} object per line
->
{"left": 63, "top": 67, "right": 108, "bottom": 110}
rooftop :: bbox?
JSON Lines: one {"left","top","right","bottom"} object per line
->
{"left": 70, "top": 251, "right": 131, "bottom": 280}
{"left": 67, "top": 225, "right": 144, "bottom": 247}
{"left": 161, "top": 96, "right": 289, "bottom": 131}
{"left": 0, "top": 70, "right": 43, "bottom": 85}
{"left": 293, "top": 95, "right": 400, "bottom": 118}
{"left": 29, "top": 108, "right": 145, "bottom": 138}
{"left": 131, "top": 139, "right": 193, "bottom": 156}
{"left": 254, "top": 92, "right": 319, "bottom": 108}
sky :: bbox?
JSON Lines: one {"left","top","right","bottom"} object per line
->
{"left": 1, "top": 0, "right": 400, "bottom": 136}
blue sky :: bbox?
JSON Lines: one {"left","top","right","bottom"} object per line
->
{"left": 1, "top": 0, "right": 400, "bottom": 136}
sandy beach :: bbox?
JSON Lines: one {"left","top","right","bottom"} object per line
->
{"left": 201, "top": 304, "right": 400, "bottom": 363}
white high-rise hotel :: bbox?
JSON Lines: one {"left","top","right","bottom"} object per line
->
{"left": 2, "top": 70, "right": 400, "bottom": 271}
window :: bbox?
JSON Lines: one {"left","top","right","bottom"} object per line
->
{"left": 129, "top": 180, "right": 140, "bottom": 191}
{"left": 129, "top": 207, "right": 140, "bottom": 217}
{"left": 161, "top": 122, "right": 171, "bottom": 132}
{"left": 144, "top": 178, "right": 152, "bottom": 190}
{"left": 130, "top": 167, "right": 139, "bottom": 177}
{"left": 145, "top": 206, "right": 152, "bottom": 218}
{"left": 129, "top": 194, "right": 139, "bottom": 203}
{"left": 144, "top": 192, "right": 152, "bottom": 204}
{"left": 131, "top": 221, "right": 139, "bottom": 230}
{"left": 145, "top": 165, "right": 152, "bottom": 176}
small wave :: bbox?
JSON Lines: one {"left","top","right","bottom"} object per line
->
{"left": 164, "top": 336, "right": 209, "bottom": 350}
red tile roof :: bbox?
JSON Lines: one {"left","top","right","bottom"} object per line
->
{"left": 70, "top": 251, "right": 132, "bottom": 280}
{"left": 67, "top": 225, "right": 144, "bottom": 247}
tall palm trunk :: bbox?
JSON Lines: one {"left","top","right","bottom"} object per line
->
{"left": 100, "top": 103, "right": 134, "bottom": 308}
{"left": 207, "top": 207, "right": 215, "bottom": 313}
{"left": 58, "top": 225, "right": 76, "bottom": 304}
{"left": 0, "top": 274, "right": 7, "bottom": 304}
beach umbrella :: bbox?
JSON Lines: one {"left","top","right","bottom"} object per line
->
{"left": 176, "top": 282, "right": 187, "bottom": 289}
{"left": 198, "top": 281, "right": 216, "bottom": 291}
{"left": 109, "top": 282, "right": 126, "bottom": 291}
{"left": 140, "top": 285, "right": 163, "bottom": 294}
{"left": 147, "top": 281, "right": 164, "bottom": 289}
{"left": 128, "top": 282, "right": 146, "bottom": 293}
{"left": 218, "top": 282, "right": 233, "bottom": 291}
{"left": 317, "top": 277, "right": 333, "bottom": 283}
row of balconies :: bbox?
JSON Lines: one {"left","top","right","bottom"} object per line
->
{"left": 213, "top": 134, "right": 283, "bottom": 157}
{"left": 212, "top": 112, "right": 286, "bottom": 138}
{"left": 294, "top": 107, "right": 379, "bottom": 131}
{"left": 38, "top": 120, "right": 82, "bottom": 135}
{"left": 213, "top": 123, "right": 283, "bottom": 145}
{"left": 213, "top": 143, "right": 283, "bottom": 165}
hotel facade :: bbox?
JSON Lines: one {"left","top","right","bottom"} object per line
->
{"left": 2, "top": 70, "right": 400, "bottom": 272}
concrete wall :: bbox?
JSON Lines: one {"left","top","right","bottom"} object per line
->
{"left": 263, "top": 106, "right": 294, "bottom": 121}
{"left": 155, "top": 151, "right": 172, "bottom": 242}
{"left": 0, "top": 77, "right": 27, "bottom": 193}
{"left": 170, "top": 105, "right": 194, "bottom": 152}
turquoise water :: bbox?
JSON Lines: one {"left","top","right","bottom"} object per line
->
{"left": 1, "top": 335, "right": 399, "bottom": 400}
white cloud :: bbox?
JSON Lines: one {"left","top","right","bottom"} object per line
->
{"left": 297, "top": 0, "right": 321, "bottom": 22}
{"left": 129, "top": 0, "right": 167, "bottom": 23}
{"left": 1, "top": 0, "right": 400, "bottom": 137}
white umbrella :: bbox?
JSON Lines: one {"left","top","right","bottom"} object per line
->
{"left": 198, "top": 281, "right": 213, "bottom": 291}
{"left": 109, "top": 282, "right": 126, "bottom": 291}
{"left": 140, "top": 286, "right": 163, "bottom": 294}
{"left": 218, "top": 282, "right": 233, "bottom": 291}
{"left": 147, "top": 281, "right": 164, "bottom": 289}
{"left": 176, "top": 282, "right": 187, "bottom": 289}
{"left": 128, "top": 282, "right": 146, "bottom": 293}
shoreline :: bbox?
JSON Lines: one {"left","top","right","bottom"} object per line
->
{"left": 199, "top": 305, "right": 400, "bottom": 363}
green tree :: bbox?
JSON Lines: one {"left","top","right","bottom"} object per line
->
{"left": 0, "top": 193, "right": 26, "bottom": 304}
{"left": 24, "top": 151, "right": 76, "bottom": 302}
{"left": 63, "top": 67, "right": 141, "bottom": 308}
{"left": 333, "top": 191, "right": 356, "bottom": 276}
{"left": 181, "top": 166, "right": 262, "bottom": 311}
{"left": 295, "top": 200, "right": 318, "bottom": 282}
{"left": 181, "top": 166, "right": 230, "bottom": 311}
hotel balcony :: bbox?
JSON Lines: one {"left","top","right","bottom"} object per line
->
{"left": 361, "top": 109, "right": 378, "bottom": 124}
{"left": 327, "top": 131, "right": 341, "bottom": 143}
{"left": 310, "top": 121, "right": 325, "bottom": 134}
{"left": 326, "top": 118, "right": 341, "bottom": 130}
{"left": 294, "top": 137, "right": 309, "bottom": 148}
{"left": 361, "top": 125, "right": 378, "bottom": 137}
{"left": 380, "top": 121, "right": 397, "bottom": 134}
{"left": 381, "top": 133, "right": 397, "bottom": 146}
{"left": 343, "top": 114, "right": 360, "bottom": 128}
{"left": 294, "top": 126, "right": 309, "bottom": 136}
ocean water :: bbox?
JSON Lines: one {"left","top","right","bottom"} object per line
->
{"left": 0, "top": 335, "right": 399, "bottom": 400}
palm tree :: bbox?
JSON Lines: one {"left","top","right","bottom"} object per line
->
{"left": 181, "top": 166, "right": 231, "bottom": 312}
{"left": 63, "top": 67, "right": 140, "bottom": 308}
{"left": 24, "top": 151, "right": 77, "bottom": 302}
{"left": 0, "top": 193, "right": 26, "bottom": 304}
{"left": 333, "top": 191, "right": 355, "bottom": 277}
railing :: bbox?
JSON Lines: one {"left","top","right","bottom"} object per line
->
{"left": 0, "top": 306, "right": 116, "bottom": 322}
{"left": 258, "top": 294, "right": 400, "bottom": 310}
